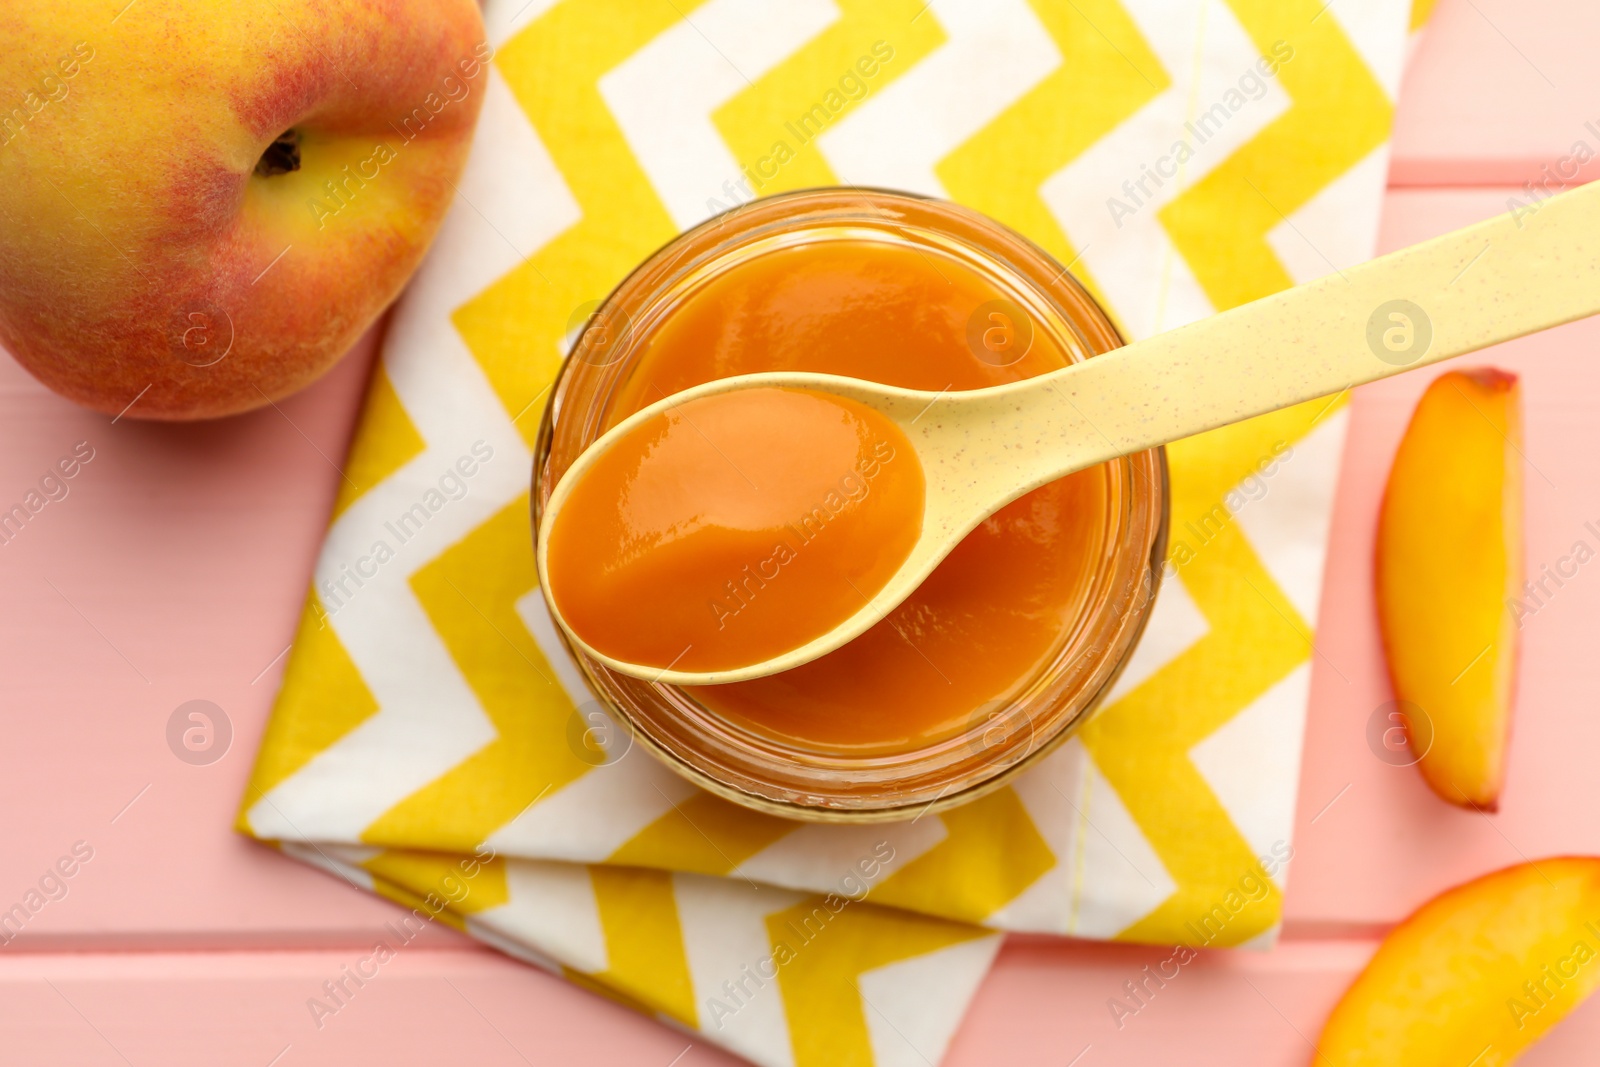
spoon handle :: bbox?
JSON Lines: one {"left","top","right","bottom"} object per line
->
{"left": 1028, "top": 178, "right": 1600, "bottom": 471}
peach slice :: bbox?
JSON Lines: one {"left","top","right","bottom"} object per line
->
{"left": 1318, "top": 858, "right": 1600, "bottom": 1065}
{"left": 1375, "top": 368, "right": 1522, "bottom": 809}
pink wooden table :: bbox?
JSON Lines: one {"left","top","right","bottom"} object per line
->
{"left": 4, "top": 0, "right": 1600, "bottom": 1062}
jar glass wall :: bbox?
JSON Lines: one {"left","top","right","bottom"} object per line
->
{"left": 534, "top": 189, "right": 1168, "bottom": 821}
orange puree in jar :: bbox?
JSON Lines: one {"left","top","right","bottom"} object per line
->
{"left": 545, "top": 387, "right": 925, "bottom": 673}
{"left": 597, "top": 238, "right": 1111, "bottom": 757}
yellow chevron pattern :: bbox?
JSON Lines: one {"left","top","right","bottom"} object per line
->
{"left": 362, "top": 494, "right": 587, "bottom": 851}
{"left": 713, "top": 0, "right": 944, "bottom": 194}
{"left": 240, "top": 0, "right": 1424, "bottom": 1061}
{"left": 607, "top": 791, "right": 798, "bottom": 874}
{"left": 870, "top": 787, "right": 1056, "bottom": 924}
{"left": 588, "top": 865, "right": 700, "bottom": 1027}
{"left": 364, "top": 848, "right": 511, "bottom": 917}
{"left": 330, "top": 363, "right": 425, "bottom": 522}
{"left": 938, "top": 0, "right": 1169, "bottom": 317}
{"left": 769, "top": 898, "right": 996, "bottom": 1067}
{"left": 1159, "top": 0, "right": 1392, "bottom": 311}
{"left": 236, "top": 592, "right": 377, "bottom": 825}
{"left": 453, "top": 0, "right": 697, "bottom": 450}
{"left": 1078, "top": 0, "right": 1385, "bottom": 946}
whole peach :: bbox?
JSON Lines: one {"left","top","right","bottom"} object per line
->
{"left": 0, "top": 0, "right": 487, "bottom": 419}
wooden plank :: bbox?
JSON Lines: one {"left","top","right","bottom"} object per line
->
{"left": 0, "top": 326, "right": 402, "bottom": 946}
{"left": 3, "top": 939, "right": 1598, "bottom": 1064}
{"left": 1392, "top": 0, "right": 1600, "bottom": 186}
{"left": 952, "top": 939, "right": 1600, "bottom": 1065}
{"left": 0, "top": 946, "right": 733, "bottom": 1066}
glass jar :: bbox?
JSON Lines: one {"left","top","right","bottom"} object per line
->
{"left": 533, "top": 189, "right": 1168, "bottom": 822}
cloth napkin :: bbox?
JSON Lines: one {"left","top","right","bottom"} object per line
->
{"left": 240, "top": 1, "right": 1425, "bottom": 1063}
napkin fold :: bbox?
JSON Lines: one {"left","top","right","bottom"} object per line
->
{"left": 241, "top": 1, "right": 1422, "bottom": 1062}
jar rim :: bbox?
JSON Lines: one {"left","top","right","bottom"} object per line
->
{"left": 533, "top": 188, "right": 1170, "bottom": 822}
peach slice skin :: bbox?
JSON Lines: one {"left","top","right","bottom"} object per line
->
{"left": 1317, "top": 858, "right": 1600, "bottom": 1066}
{"left": 1375, "top": 368, "right": 1522, "bottom": 810}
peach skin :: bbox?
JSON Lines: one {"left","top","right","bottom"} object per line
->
{"left": 1375, "top": 368, "right": 1522, "bottom": 810}
{"left": 0, "top": 0, "right": 487, "bottom": 419}
{"left": 1317, "top": 858, "right": 1600, "bottom": 1065}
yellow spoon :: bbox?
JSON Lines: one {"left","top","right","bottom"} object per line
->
{"left": 539, "top": 179, "right": 1600, "bottom": 687}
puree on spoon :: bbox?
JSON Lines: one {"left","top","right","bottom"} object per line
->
{"left": 545, "top": 386, "right": 925, "bottom": 674}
